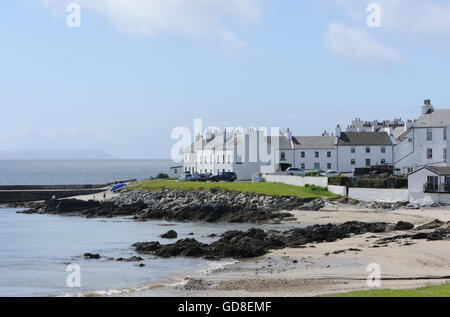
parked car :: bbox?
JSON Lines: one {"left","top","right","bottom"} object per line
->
{"left": 189, "top": 173, "right": 209, "bottom": 182}
{"left": 313, "top": 169, "right": 326, "bottom": 176}
{"left": 325, "top": 170, "right": 339, "bottom": 177}
{"left": 179, "top": 172, "right": 192, "bottom": 181}
{"left": 210, "top": 172, "right": 237, "bottom": 182}
{"left": 285, "top": 167, "right": 306, "bottom": 176}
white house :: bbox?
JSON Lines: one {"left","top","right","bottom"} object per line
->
{"left": 392, "top": 100, "right": 450, "bottom": 176}
{"left": 182, "top": 129, "right": 269, "bottom": 181}
{"left": 411, "top": 100, "right": 450, "bottom": 170}
{"left": 408, "top": 166, "right": 450, "bottom": 204}
{"left": 336, "top": 130, "right": 394, "bottom": 173}
{"left": 292, "top": 136, "right": 337, "bottom": 171}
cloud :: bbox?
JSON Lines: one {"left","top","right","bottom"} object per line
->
{"left": 39, "top": 0, "right": 261, "bottom": 54}
{"left": 325, "top": 22, "right": 403, "bottom": 69}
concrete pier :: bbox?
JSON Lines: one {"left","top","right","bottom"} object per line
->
{"left": 0, "top": 179, "right": 136, "bottom": 203}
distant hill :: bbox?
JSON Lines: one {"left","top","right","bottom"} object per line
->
{"left": 0, "top": 149, "right": 115, "bottom": 160}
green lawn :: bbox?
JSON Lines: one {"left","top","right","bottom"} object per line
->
{"left": 334, "top": 283, "right": 450, "bottom": 297}
{"left": 131, "top": 179, "right": 340, "bottom": 199}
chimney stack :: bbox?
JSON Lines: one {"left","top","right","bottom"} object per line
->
{"left": 422, "top": 99, "right": 434, "bottom": 114}
{"left": 284, "top": 128, "right": 292, "bottom": 141}
{"left": 336, "top": 124, "right": 342, "bottom": 138}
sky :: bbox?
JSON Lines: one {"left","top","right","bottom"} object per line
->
{"left": 2, "top": 0, "right": 450, "bottom": 159}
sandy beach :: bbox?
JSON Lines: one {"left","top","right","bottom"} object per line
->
{"left": 166, "top": 206, "right": 450, "bottom": 297}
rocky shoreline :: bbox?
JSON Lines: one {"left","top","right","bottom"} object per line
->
{"left": 102, "top": 219, "right": 446, "bottom": 262}
{"left": 20, "top": 189, "right": 328, "bottom": 224}
{"left": 132, "top": 221, "right": 389, "bottom": 260}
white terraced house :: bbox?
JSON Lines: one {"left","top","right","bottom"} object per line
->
{"left": 182, "top": 129, "right": 268, "bottom": 181}
{"left": 260, "top": 129, "right": 337, "bottom": 173}
{"left": 181, "top": 99, "right": 450, "bottom": 182}
{"left": 335, "top": 128, "right": 394, "bottom": 173}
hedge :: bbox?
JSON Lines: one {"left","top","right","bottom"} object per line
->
{"left": 328, "top": 176, "right": 408, "bottom": 189}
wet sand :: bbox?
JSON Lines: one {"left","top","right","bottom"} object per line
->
{"left": 168, "top": 207, "right": 450, "bottom": 297}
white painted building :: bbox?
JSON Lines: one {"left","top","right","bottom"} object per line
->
{"left": 183, "top": 129, "right": 270, "bottom": 181}
{"left": 393, "top": 100, "right": 450, "bottom": 176}
{"left": 181, "top": 99, "right": 450, "bottom": 184}
{"left": 336, "top": 130, "right": 394, "bottom": 173}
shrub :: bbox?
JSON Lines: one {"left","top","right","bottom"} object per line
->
{"left": 393, "top": 177, "right": 408, "bottom": 189}
{"left": 356, "top": 178, "right": 388, "bottom": 188}
{"left": 156, "top": 173, "right": 169, "bottom": 179}
{"left": 328, "top": 176, "right": 349, "bottom": 186}
{"left": 304, "top": 171, "right": 321, "bottom": 177}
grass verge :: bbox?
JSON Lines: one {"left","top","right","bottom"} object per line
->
{"left": 333, "top": 283, "right": 450, "bottom": 297}
{"left": 131, "top": 179, "right": 340, "bottom": 199}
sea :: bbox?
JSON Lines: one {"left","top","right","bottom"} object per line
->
{"left": 0, "top": 159, "right": 175, "bottom": 185}
{"left": 0, "top": 160, "right": 292, "bottom": 297}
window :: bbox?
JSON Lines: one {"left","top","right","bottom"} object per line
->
{"left": 223, "top": 155, "right": 225, "bottom": 163}
{"left": 351, "top": 147, "right": 356, "bottom": 154}
{"left": 217, "top": 155, "right": 220, "bottom": 164}
{"left": 228, "top": 155, "right": 231, "bottom": 164}
{"left": 427, "top": 176, "right": 439, "bottom": 191}
{"left": 301, "top": 152, "right": 305, "bottom": 158}
{"left": 427, "top": 128, "right": 433, "bottom": 141}
{"left": 327, "top": 151, "right": 331, "bottom": 158}
{"left": 366, "top": 147, "right": 371, "bottom": 154}
{"left": 315, "top": 152, "right": 319, "bottom": 158}
{"left": 444, "top": 148, "right": 447, "bottom": 161}
{"left": 366, "top": 159, "right": 371, "bottom": 167}
{"left": 314, "top": 163, "right": 320, "bottom": 169}
{"left": 427, "top": 148, "right": 433, "bottom": 159}
{"left": 327, "top": 163, "right": 332, "bottom": 169}
{"left": 351, "top": 159, "right": 356, "bottom": 165}
{"left": 301, "top": 163, "right": 305, "bottom": 169}
{"left": 280, "top": 152, "right": 286, "bottom": 161}
{"left": 444, "top": 128, "right": 447, "bottom": 141}
{"left": 381, "top": 147, "right": 386, "bottom": 154}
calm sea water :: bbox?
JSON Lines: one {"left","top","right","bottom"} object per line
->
{"left": 0, "top": 160, "right": 173, "bottom": 185}
{"left": 0, "top": 208, "right": 294, "bottom": 297}
{"left": 0, "top": 160, "right": 296, "bottom": 296}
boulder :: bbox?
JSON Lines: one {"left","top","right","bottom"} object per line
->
{"left": 394, "top": 221, "right": 415, "bottom": 231}
{"left": 83, "top": 253, "right": 101, "bottom": 259}
{"left": 160, "top": 230, "right": 178, "bottom": 239}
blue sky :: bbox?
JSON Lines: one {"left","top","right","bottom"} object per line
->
{"left": 2, "top": 0, "right": 450, "bottom": 159}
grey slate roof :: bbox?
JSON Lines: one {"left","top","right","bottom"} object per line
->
{"left": 204, "top": 136, "right": 226, "bottom": 150}
{"left": 184, "top": 139, "right": 206, "bottom": 153}
{"left": 414, "top": 109, "right": 450, "bottom": 128}
{"left": 292, "top": 136, "right": 335, "bottom": 149}
{"left": 394, "top": 127, "right": 413, "bottom": 143}
{"left": 422, "top": 166, "right": 450, "bottom": 176}
{"left": 337, "top": 132, "right": 393, "bottom": 146}
{"left": 265, "top": 136, "right": 293, "bottom": 150}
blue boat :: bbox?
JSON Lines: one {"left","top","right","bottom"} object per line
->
{"left": 110, "top": 183, "right": 127, "bottom": 192}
